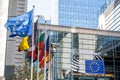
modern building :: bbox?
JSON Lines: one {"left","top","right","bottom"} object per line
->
{"left": 38, "top": 24, "right": 120, "bottom": 80}
{"left": 51, "top": 0, "right": 106, "bottom": 29}
{"left": 39, "top": 17, "right": 51, "bottom": 24}
{"left": 5, "top": 0, "right": 27, "bottom": 77}
{"left": 98, "top": 0, "right": 120, "bottom": 30}
{"left": 98, "top": 1, "right": 120, "bottom": 79}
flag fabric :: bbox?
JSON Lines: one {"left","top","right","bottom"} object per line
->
{"left": 38, "top": 32, "right": 45, "bottom": 62}
{"left": 27, "top": 46, "right": 38, "bottom": 62}
{"left": 18, "top": 36, "right": 30, "bottom": 51}
{"left": 39, "top": 53, "right": 52, "bottom": 68}
{"left": 85, "top": 60, "right": 104, "bottom": 74}
{"left": 28, "top": 19, "right": 38, "bottom": 47}
{"left": 71, "top": 52, "right": 79, "bottom": 72}
{"left": 40, "top": 36, "right": 52, "bottom": 68}
{"left": 5, "top": 10, "right": 33, "bottom": 37}
{"left": 46, "top": 36, "right": 49, "bottom": 55}
{"left": 39, "top": 36, "right": 50, "bottom": 68}
{"left": 26, "top": 20, "right": 39, "bottom": 62}
{"left": 39, "top": 56, "right": 49, "bottom": 68}
{"left": 18, "top": 19, "right": 38, "bottom": 51}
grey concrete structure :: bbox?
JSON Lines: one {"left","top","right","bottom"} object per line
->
{"left": 5, "top": 0, "right": 27, "bottom": 77}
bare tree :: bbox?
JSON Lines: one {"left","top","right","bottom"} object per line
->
{"left": 6, "top": 61, "right": 43, "bottom": 80}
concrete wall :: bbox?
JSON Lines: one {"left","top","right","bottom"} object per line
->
{"left": 5, "top": 0, "right": 27, "bottom": 77}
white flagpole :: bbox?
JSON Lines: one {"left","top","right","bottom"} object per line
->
{"left": 37, "top": 16, "right": 40, "bottom": 80}
{"left": 30, "top": 5, "right": 35, "bottom": 80}
{"left": 44, "top": 31, "right": 47, "bottom": 80}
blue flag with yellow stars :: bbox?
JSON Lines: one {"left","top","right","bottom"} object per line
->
{"left": 85, "top": 60, "right": 104, "bottom": 74}
{"left": 5, "top": 10, "right": 33, "bottom": 37}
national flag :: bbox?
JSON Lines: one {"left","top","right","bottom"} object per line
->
{"left": 39, "top": 53, "right": 52, "bottom": 68}
{"left": 18, "top": 36, "right": 30, "bottom": 51}
{"left": 38, "top": 32, "right": 45, "bottom": 62}
{"left": 18, "top": 19, "right": 38, "bottom": 51}
{"left": 5, "top": 10, "right": 33, "bottom": 37}
{"left": 45, "top": 36, "right": 49, "bottom": 57}
{"left": 85, "top": 60, "right": 104, "bottom": 74}
{"left": 39, "top": 56, "right": 49, "bottom": 68}
{"left": 27, "top": 46, "right": 38, "bottom": 62}
{"left": 39, "top": 36, "right": 50, "bottom": 68}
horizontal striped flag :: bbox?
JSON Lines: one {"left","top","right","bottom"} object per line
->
{"left": 71, "top": 52, "right": 79, "bottom": 72}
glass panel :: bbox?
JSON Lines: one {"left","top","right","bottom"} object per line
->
{"left": 47, "top": 29, "right": 120, "bottom": 79}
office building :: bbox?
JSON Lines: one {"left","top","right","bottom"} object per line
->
{"left": 38, "top": 24, "right": 120, "bottom": 80}
{"left": 39, "top": 17, "right": 51, "bottom": 24}
{"left": 5, "top": 0, "right": 27, "bottom": 77}
{"left": 98, "top": 0, "right": 120, "bottom": 30}
{"left": 98, "top": 1, "right": 120, "bottom": 79}
{"left": 51, "top": 0, "right": 106, "bottom": 29}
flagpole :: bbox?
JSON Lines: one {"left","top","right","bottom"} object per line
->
{"left": 37, "top": 15, "right": 40, "bottom": 80}
{"left": 30, "top": 5, "right": 35, "bottom": 80}
{"left": 44, "top": 30, "right": 47, "bottom": 80}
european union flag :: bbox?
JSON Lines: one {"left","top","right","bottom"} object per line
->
{"left": 5, "top": 10, "right": 33, "bottom": 37}
{"left": 85, "top": 60, "right": 104, "bottom": 74}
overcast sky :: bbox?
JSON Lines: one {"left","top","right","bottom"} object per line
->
{"left": 27, "top": 0, "right": 51, "bottom": 19}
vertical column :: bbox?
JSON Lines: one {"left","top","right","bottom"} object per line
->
{"left": 0, "top": 0, "right": 9, "bottom": 79}
{"left": 70, "top": 33, "right": 73, "bottom": 80}
{"left": 112, "top": 41, "right": 116, "bottom": 80}
{"left": 54, "top": 32, "right": 58, "bottom": 80}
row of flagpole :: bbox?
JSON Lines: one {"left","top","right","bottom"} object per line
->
{"left": 4, "top": 4, "right": 106, "bottom": 80}
{"left": 31, "top": 7, "right": 52, "bottom": 80}
{"left": 4, "top": 5, "right": 54, "bottom": 80}
{"left": 27, "top": 6, "right": 47, "bottom": 80}
{"left": 31, "top": 7, "right": 46, "bottom": 80}
{"left": 27, "top": 6, "right": 51, "bottom": 80}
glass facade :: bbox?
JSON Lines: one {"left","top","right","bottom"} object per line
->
{"left": 58, "top": 0, "right": 106, "bottom": 28}
{"left": 106, "top": 0, "right": 115, "bottom": 7}
{"left": 99, "top": 0, "right": 120, "bottom": 31}
{"left": 46, "top": 30, "right": 120, "bottom": 80}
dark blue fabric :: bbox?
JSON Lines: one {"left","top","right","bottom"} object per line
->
{"left": 46, "top": 36, "right": 49, "bottom": 52}
{"left": 85, "top": 60, "right": 104, "bottom": 74}
{"left": 5, "top": 10, "right": 33, "bottom": 37}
